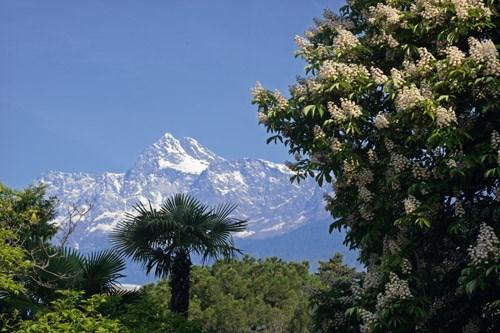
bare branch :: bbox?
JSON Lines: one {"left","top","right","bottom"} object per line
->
{"left": 56, "top": 201, "right": 93, "bottom": 248}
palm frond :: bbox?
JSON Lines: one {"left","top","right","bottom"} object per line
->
{"left": 31, "top": 246, "right": 84, "bottom": 292}
{"left": 110, "top": 202, "right": 165, "bottom": 260}
{"left": 81, "top": 249, "right": 126, "bottom": 295}
{"left": 110, "top": 193, "right": 248, "bottom": 278}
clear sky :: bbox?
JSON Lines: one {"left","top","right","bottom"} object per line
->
{"left": 1, "top": 0, "right": 343, "bottom": 189}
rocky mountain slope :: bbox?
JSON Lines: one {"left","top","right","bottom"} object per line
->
{"left": 38, "top": 133, "right": 354, "bottom": 282}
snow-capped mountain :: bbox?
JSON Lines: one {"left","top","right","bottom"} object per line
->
{"left": 39, "top": 133, "right": 331, "bottom": 252}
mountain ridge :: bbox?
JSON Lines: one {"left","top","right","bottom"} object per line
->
{"left": 37, "top": 132, "right": 355, "bottom": 283}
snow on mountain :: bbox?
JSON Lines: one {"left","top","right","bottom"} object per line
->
{"left": 131, "top": 133, "right": 220, "bottom": 175}
{"left": 190, "top": 158, "right": 326, "bottom": 238}
{"left": 38, "top": 133, "right": 331, "bottom": 251}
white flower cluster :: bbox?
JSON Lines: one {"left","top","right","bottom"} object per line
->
{"left": 419, "top": 81, "right": 434, "bottom": 99}
{"left": 444, "top": 46, "right": 465, "bottom": 67}
{"left": 391, "top": 152, "right": 411, "bottom": 173}
{"left": 251, "top": 81, "right": 267, "bottom": 100}
{"left": 294, "top": 35, "right": 313, "bottom": 56}
{"left": 453, "top": 0, "right": 491, "bottom": 21}
{"left": 368, "top": 3, "right": 401, "bottom": 25}
{"left": 389, "top": 178, "right": 401, "bottom": 190}
{"left": 491, "top": 130, "right": 500, "bottom": 150}
{"left": 358, "top": 168, "right": 374, "bottom": 185}
{"left": 447, "top": 159, "right": 457, "bottom": 168}
{"left": 455, "top": 200, "right": 465, "bottom": 217}
{"left": 304, "top": 29, "right": 316, "bottom": 40}
{"left": 404, "top": 195, "right": 420, "bottom": 214}
{"left": 290, "top": 83, "right": 307, "bottom": 98}
{"left": 351, "top": 281, "right": 363, "bottom": 301}
{"left": 435, "top": 106, "right": 457, "bottom": 127}
{"left": 402, "top": 59, "right": 418, "bottom": 77}
{"left": 342, "top": 98, "right": 363, "bottom": 117}
{"left": 401, "top": 258, "right": 412, "bottom": 274}
{"left": 330, "top": 138, "right": 342, "bottom": 153}
{"left": 333, "top": 27, "right": 360, "bottom": 51}
{"left": 356, "top": 168, "right": 375, "bottom": 206}
{"left": 358, "top": 185, "right": 374, "bottom": 203}
{"left": 428, "top": 296, "right": 446, "bottom": 318}
{"left": 343, "top": 159, "right": 358, "bottom": 184}
{"left": 363, "top": 269, "right": 383, "bottom": 290}
{"left": 257, "top": 112, "right": 269, "bottom": 125}
{"left": 328, "top": 98, "right": 363, "bottom": 121}
{"left": 332, "top": 313, "right": 347, "bottom": 328}
{"left": 370, "top": 67, "right": 388, "bottom": 85}
{"left": 313, "top": 125, "right": 326, "bottom": 140}
{"left": 468, "top": 223, "right": 500, "bottom": 266}
{"left": 416, "top": 47, "right": 436, "bottom": 73}
{"left": 468, "top": 37, "right": 500, "bottom": 76}
{"left": 367, "top": 149, "right": 378, "bottom": 165}
{"left": 305, "top": 78, "right": 322, "bottom": 94}
{"left": 412, "top": 0, "right": 445, "bottom": 21}
{"left": 359, "top": 309, "right": 376, "bottom": 333}
{"left": 328, "top": 101, "right": 345, "bottom": 122}
{"left": 412, "top": 163, "right": 430, "bottom": 180}
{"left": 272, "top": 90, "right": 288, "bottom": 110}
{"left": 376, "top": 273, "right": 412, "bottom": 310}
{"left": 384, "top": 138, "right": 395, "bottom": 152}
{"left": 383, "top": 237, "right": 401, "bottom": 256}
{"left": 319, "top": 60, "right": 369, "bottom": 81}
{"left": 395, "top": 85, "right": 425, "bottom": 111}
{"left": 369, "top": 31, "right": 399, "bottom": 48}
{"left": 390, "top": 68, "right": 405, "bottom": 88}
{"left": 374, "top": 112, "right": 390, "bottom": 129}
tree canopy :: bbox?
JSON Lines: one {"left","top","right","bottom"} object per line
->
{"left": 253, "top": 1, "right": 499, "bottom": 332}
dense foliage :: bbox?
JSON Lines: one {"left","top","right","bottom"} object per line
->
{"left": 13, "top": 291, "right": 124, "bottom": 333}
{"left": 310, "top": 253, "right": 364, "bottom": 333}
{"left": 0, "top": 185, "right": 363, "bottom": 332}
{"left": 0, "top": 223, "right": 29, "bottom": 298}
{"left": 253, "top": 0, "right": 499, "bottom": 332}
{"left": 0, "top": 184, "right": 208, "bottom": 332}
{"left": 0, "top": 183, "right": 59, "bottom": 313}
{"left": 114, "top": 255, "right": 351, "bottom": 333}
{"left": 189, "top": 256, "right": 317, "bottom": 333}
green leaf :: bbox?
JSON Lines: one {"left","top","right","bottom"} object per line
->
{"left": 465, "top": 280, "right": 478, "bottom": 295}
{"left": 303, "top": 105, "right": 316, "bottom": 116}
{"left": 415, "top": 217, "right": 431, "bottom": 229}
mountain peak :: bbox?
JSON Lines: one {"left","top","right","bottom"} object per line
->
{"left": 38, "top": 132, "right": 333, "bottom": 262}
{"left": 153, "top": 132, "right": 183, "bottom": 153}
{"left": 132, "top": 133, "right": 222, "bottom": 175}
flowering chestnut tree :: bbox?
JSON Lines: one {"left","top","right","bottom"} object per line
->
{"left": 252, "top": 1, "right": 499, "bottom": 332}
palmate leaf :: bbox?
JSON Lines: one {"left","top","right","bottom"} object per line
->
{"left": 30, "top": 246, "right": 84, "bottom": 293}
{"left": 28, "top": 246, "right": 126, "bottom": 299}
{"left": 110, "top": 202, "right": 167, "bottom": 261}
{"left": 110, "top": 193, "right": 248, "bottom": 278}
{"left": 81, "top": 249, "right": 126, "bottom": 295}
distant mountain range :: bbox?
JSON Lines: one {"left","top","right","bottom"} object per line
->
{"left": 38, "top": 133, "right": 356, "bottom": 284}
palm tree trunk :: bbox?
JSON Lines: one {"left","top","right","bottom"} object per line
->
{"left": 169, "top": 249, "right": 192, "bottom": 319}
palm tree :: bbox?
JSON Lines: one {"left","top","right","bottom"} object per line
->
{"left": 110, "top": 193, "right": 247, "bottom": 318}
{"left": 32, "top": 247, "right": 126, "bottom": 298}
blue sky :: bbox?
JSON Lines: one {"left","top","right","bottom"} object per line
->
{"left": 1, "top": 0, "right": 342, "bottom": 188}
